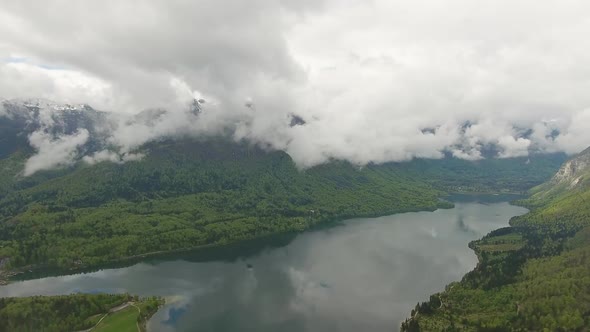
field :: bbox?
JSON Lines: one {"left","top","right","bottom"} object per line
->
{"left": 95, "top": 305, "right": 140, "bottom": 332}
{"left": 474, "top": 233, "right": 525, "bottom": 253}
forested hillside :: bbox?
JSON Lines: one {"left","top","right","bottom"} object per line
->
{"left": 402, "top": 147, "right": 590, "bottom": 331}
{"left": 0, "top": 102, "right": 565, "bottom": 278}
{"left": 0, "top": 137, "right": 451, "bottom": 273}
{"left": 400, "top": 153, "right": 565, "bottom": 193}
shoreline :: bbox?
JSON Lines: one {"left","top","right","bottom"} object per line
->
{"left": 1, "top": 192, "right": 527, "bottom": 286}
{"left": 400, "top": 197, "right": 531, "bottom": 330}
{"left": 0, "top": 195, "right": 527, "bottom": 331}
{"left": 1, "top": 201, "right": 451, "bottom": 285}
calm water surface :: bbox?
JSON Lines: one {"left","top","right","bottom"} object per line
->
{"left": 0, "top": 195, "right": 527, "bottom": 331}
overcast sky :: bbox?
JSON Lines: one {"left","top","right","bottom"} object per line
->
{"left": 1, "top": 0, "right": 590, "bottom": 169}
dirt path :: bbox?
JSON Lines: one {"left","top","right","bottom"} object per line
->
{"left": 77, "top": 301, "right": 135, "bottom": 332}
{"left": 110, "top": 301, "right": 132, "bottom": 313}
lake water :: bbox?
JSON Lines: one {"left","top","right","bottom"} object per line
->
{"left": 0, "top": 194, "right": 527, "bottom": 331}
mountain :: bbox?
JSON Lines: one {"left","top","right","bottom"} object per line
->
{"left": 402, "top": 147, "right": 590, "bottom": 331}
{"left": 0, "top": 98, "right": 107, "bottom": 139}
{"left": 0, "top": 101, "right": 449, "bottom": 274}
{"left": 524, "top": 146, "right": 590, "bottom": 207}
{"left": 0, "top": 100, "right": 566, "bottom": 278}
{"left": 399, "top": 153, "right": 566, "bottom": 193}
{"left": 552, "top": 146, "right": 590, "bottom": 187}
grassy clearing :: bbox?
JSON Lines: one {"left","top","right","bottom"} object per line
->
{"left": 94, "top": 306, "right": 139, "bottom": 332}
{"left": 475, "top": 233, "right": 525, "bottom": 252}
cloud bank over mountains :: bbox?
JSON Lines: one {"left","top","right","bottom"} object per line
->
{"left": 1, "top": 0, "right": 590, "bottom": 173}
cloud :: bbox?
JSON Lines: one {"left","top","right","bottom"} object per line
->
{"left": 82, "top": 150, "right": 145, "bottom": 165}
{"left": 0, "top": 62, "right": 112, "bottom": 109}
{"left": 0, "top": 0, "right": 313, "bottom": 112}
{"left": 24, "top": 129, "right": 89, "bottom": 176}
{"left": 553, "top": 109, "right": 590, "bottom": 154}
{"left": 1, "top": 0, "right": 590, "bottom": 170}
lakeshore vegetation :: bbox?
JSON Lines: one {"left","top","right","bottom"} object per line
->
{"left": 402, "top": 148, "right": 590, "bottom": 331}
{"left": 0, "top": 293, "right": 163, "bottom": 332}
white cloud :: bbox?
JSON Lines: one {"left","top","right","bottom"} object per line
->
{"left": 1, "top": 0, "right": 589, "bottom": 169}
{"left": 497, "top": 136, "right": 531, "bottom": 158}
{"left": 24, "top": 129, "right": 89, "bottom": 176}
{"left": 553, "top": 109, "right": 590, "bottom": 154}
{"left": 81, "top": 150, "right": 120, "bottom": 165}
{"left": 0, "top": 62, "right": 113, "bottom": 109}
{"left": 82, "top": 150, "right": 145, "bottom": 165}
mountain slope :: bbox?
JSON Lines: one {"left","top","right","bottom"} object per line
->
{"left": 402, "top": 147, "right": 590, "bottom": 331}
{"left": 0, "top": 138, "right": 450, "bottom": 272}
{"left": 0, "top": 100, "right": 566, "bottom": 278}
{"left": 399, "top": 153, "right": 566, "bottom": 193}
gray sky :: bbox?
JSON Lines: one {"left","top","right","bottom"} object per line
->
{"left": 1, "top": 0, "right": 590, "bottom": 170}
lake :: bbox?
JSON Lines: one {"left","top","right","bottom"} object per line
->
{"left": 0, "top": 194, "right": 527, "bottom": 331}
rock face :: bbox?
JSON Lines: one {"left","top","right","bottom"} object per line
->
{"left": 0, "top": 98, "right": 110, "bottom": 158}
{"left": 0, "top": 98, "right": 106, "bottom": 137}
{"left": 552, "top": 146, "right": 590, "bottom": 188}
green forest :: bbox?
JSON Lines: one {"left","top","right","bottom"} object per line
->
{"left": 0, "top": 293, "right": 163, "bottom": 332}
{"left": 0, "top": 140, "right": 449, "bottom": 273}
{"left": 401, "top": 149, "right": 590, "bottom": 331}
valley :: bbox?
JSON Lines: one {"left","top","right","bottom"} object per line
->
{"left": 2, "top": 2, "right": 590, "bottom": 330}
{"left": 0, "top": 100, "right": 585, "bottom": 331}
{"left": 0, "top": 103, "right": 564, "bottom": 277}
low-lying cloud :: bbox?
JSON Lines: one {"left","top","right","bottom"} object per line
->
{"left": 1, "top": 0, "right": 590, "bottom": 174}
{"left": 24, "top": 129, "right": 89, "bottom": 176}
{"left": 82, "top": 150, "right": 145, "bottom": 166}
